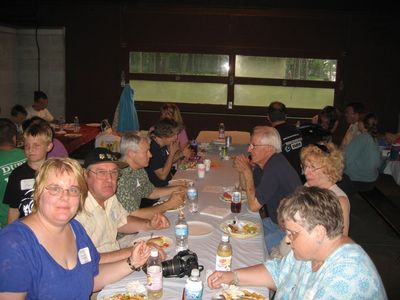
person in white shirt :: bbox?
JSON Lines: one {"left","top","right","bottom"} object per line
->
{"left": 25, "top": 91, "right": 54, "bottom": 122}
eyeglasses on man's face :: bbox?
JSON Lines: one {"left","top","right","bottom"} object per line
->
{"left": 88, "top": 169, "right": 119, "bottom": 180}
{"left": 248, "top": 143, "right": 269, "bottom": 150}
{"left": 45, "top": 184, "right": 81, "bottom": 197}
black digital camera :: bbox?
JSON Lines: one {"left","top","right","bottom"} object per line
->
{"left": 143, "top": 249, "right": 203, "bottom": 278}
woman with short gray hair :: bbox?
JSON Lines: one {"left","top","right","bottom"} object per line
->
{"left": 208, "top": 186, "right": 387, "bottom": 300}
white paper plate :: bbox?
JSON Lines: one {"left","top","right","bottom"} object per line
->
{"left": 220, "top": 219, "right": 260, "bottom": 239}
{"left": 99, "top": 290, "right": 146, "bottom": 300}
{"left": 187, "top": 221, "right": 214, "bottom": 237}
{"left": 214, "top": 285, "right": 266, "bottom": 300}
{"left": 86, "top": 123, "right": 101, "bottom": 127}
{"left": 131, "top": 235, "right": 174, "bottom": 253}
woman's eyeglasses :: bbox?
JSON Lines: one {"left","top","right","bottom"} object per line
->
{"left": 301, "top": 164, "right": 324, "bottom": 174}
{"left": 285, "top": 228, "right": 304, "bottom": 241}
{"left": 45, "top": 185, "right": 81, "bottom": 197}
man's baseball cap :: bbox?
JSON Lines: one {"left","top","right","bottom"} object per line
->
{"left": 83, "top": 147, "right": 128, "bottom": 169}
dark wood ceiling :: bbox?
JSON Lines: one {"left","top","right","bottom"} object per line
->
{"left": 0, "top": 0, "right": 395, "bottom": 26}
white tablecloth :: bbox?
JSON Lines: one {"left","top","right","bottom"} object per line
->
{"left": 383, "top": 160, "right": 400, "bottom": 186}
{"left": 98, "top": 147, "right": 269, "bottom": 299}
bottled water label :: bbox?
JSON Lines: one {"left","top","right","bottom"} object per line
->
{"left": 215, "top": 255, "right": 232, "bottom": 271}
{"left": 147, "top": 265, "right": 163, "bottom": 291}
{"left": 187, "top": 188, "right": 198, "bottom": 200}
{"left": 185, "top": 285, "right": 203, "bottom": 300}
{"left": 175, "top": 224, "right": 188, "bottom": 237}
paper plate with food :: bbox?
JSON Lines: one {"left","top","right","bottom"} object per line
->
{"left": 213, "top": 284, "right": 266, "bottom": 300}
{"left": 178, "top": 161, "right": 197, "bottom": 171}
{"left": 100, "top": 281, "right": 147, "bottom": 300}
{"left": 101, "top": 292, "right": 146, "bottom": 300}
{"left": 219, "top": 191, "right": 247, "bottom": 203}
{"left": 220, "top": 219, "right": 260, "bottom": 239}
{"left": 132, "top": 235, "right": 173, "bottom": 253}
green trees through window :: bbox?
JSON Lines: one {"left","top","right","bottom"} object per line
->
{"left": 128, "top": 51, "right": 337, "bottom": 109}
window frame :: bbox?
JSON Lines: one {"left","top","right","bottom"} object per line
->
{"left": 124, "top": 48, "right": 341, "bottom": 119}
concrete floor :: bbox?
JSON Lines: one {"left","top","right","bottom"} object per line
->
{"left": 349, "top": 175, "right": 400, "bottom": 299}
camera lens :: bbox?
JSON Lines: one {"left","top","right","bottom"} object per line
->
{"left": 144, "top": 250, "right": 203, "bottom": 278}
{"left": 162, "top": 256, "right": 184, "bottom": 277}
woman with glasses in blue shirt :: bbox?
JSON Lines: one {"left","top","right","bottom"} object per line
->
{"left": 0, "top": 157, "right": 150, "bottom": 300}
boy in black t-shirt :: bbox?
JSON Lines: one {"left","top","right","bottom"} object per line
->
{"left": 4, "top": 120, "right": 53, "bottom": 223}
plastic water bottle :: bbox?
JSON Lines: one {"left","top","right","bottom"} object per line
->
{"left": 187, "top": 182, "right": 198, "bottom": 213}
{"left": 73, "top": 116, "right": 80, "bottom": 132}
{"left": 184, "top": 268, "right": 203, "bottom": 300}
{"left": 215, "top": 235, "right": 232, "bottom": 271}
{"left": 175, "top": 210, "right": 188, "bottom": 252}
{"left": 147, "top": 248, "right": 163, "bottom": 300}
{"left": 218, "top": 123, "right": 225, "bottom": 139}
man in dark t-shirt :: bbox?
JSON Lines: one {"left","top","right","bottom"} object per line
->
{"left": 266, "top": 101, "right": 303, "bottom": 177}
{"left": 234, "top": 126, "right": 301, "bottom": 254}
{"left": 145, "top": 118, "right": 185, "bottom": 187}
{"left": 146, "top": 138, "right": 174, "bottom": 187}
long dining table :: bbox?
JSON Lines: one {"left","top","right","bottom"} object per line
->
{"left": 55, "top": 124, "right": 100, "bottom": 154}
{"left": 97, "top": 144, "right": 270, "bottom": 299}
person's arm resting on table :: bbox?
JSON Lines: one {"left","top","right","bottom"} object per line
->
{"left": 131, "top": 191, "right": 185, "bottom": 220}
{"left": 208, "top": 264, "right": 276, "bottom": 290}
{"left": 94, "top": 241, "right": 149, "bottom": 292}
{"left": 148, "top": 185, "right": 186, "bottom": 199}
{"left": 234, "top": 155, "right": 262, "bottom": 212}
{"left": 118, "top": 213, "right": 169, "bottom": 234}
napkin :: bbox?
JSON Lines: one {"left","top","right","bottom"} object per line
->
{"left": 200, "top": 205, "right": 231, "bottom": 219}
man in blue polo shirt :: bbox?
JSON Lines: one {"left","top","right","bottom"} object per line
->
{"left": 234, "top": 126, "right": 301, "bottom": 254}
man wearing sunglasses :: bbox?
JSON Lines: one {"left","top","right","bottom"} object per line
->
{"left": 234, "top": 127, "right": 301, "bottom": 255}
{"left": 75, "top": 147, "right": 169, "bottom": 264}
